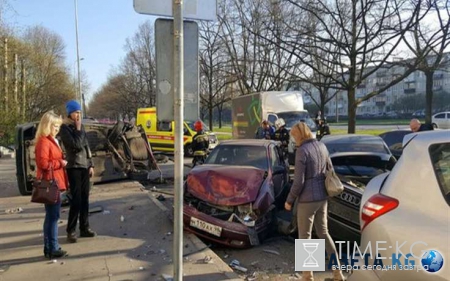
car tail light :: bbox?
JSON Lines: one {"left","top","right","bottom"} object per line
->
{"left": 361, "top": 194, "right": 399, "bottom": 231}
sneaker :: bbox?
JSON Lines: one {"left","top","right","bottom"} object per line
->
{"left": 80, "top": 228, "right": 96, "bottom": 237}
{"left": 49, "top": 249, "right": 67, "bottom": 259}
{"left": 67, "top": 232, "right": 77, "bottom": 243}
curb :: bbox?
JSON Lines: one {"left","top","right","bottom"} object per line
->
{"left": 144, "top": 188, "right": 242, "bottom": 281}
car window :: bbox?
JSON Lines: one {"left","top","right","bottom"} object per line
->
{"left": 324, "top": 138, "right": 390, "bottom": 154}
{"left": 206, "top": 145, "right": 268, "bottom": 170}
{"left": 270, "top": 145, "right": 279, "bottom": 168}
{"left": 268, "top": 114, "right": 278, "bottom": 126}
{"left": 276, "top": 111, "right": 317, "bottom": 132}
{"left": 429, "top": 143, "right": 450, "bottom": 206}
{"left": 186, "top": 120, "right": 210, "bottom": 131}
{"left": 434, "top": 113, "right": 445, "bottom": 119}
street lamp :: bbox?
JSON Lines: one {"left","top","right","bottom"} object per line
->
{"left": 73, "top": 58, "right": 84, "bottom": 97}
{"left": 74, "top": 0, "right": 84, "bottom": 116}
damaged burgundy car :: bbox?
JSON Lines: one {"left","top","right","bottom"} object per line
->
{"left": 183, "top": 139, "right": 290, "bottom": 248}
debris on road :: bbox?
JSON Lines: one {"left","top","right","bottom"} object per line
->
{"left": 5, "top": 207, "right": 23, "bottom": 214}
{"left": 230, "top": 259, "right": 248, "bottom": 273}
{"left": 203, "top": 255, "right": 213, "bottom": 264}
{"left": 161, "top": 273, "right": 173, "bottom": 281}
{"left": 102, "top": 210, "right": 111, "bottom": 215}
{"left": 120, "top": 215, "right": 125, "bottom": 222}
{"left": 263, "top": 249, "right": 280, "bottom": 256}
{"left": 89, "top": 205, "right": 104, "bottom": 214}
{"left": 156, "top": 194, "right": 166, "bottom": 201}
{"left": 139, "top": 266, "right": 144, "bottom": 270}
{"left": 128, "top": 206, "right": 134, "bottom": 210}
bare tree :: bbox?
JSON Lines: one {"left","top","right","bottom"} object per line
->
{"left": 219, "top": 0, "right": 298, "bottom": 95}
{"left": 277, "top": 0, "right": 422, "bottom": 133}
{"left": 402, "top": 0, "right": 450, "bottom": 123}
{"left": 199, "top": 20, "right": 236, "bottom": 129}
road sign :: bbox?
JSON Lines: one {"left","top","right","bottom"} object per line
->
{"left": 133, "top": 0, "right": 217, "bottom": 21}
{"left": 155, "top": 19, "right": 199, "bottom": 121}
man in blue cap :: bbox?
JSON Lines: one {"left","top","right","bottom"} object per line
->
{"left": 59, "top": 100, "right": 96, "bottom": 243}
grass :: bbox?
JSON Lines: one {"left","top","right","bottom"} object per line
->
{"left": 213, "top": 127, "right": 389, "bottom": 141}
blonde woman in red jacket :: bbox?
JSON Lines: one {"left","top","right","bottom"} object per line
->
{"left": 34, "top": 110, "right": 68, "bottom": 259}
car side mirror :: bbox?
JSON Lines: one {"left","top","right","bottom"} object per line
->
{"left": 273, "top": 165, "right": 285, "bottom": 175}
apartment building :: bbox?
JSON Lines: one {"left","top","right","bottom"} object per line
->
{"left": 292, "top": 55, "right": 450, "bottom": 117}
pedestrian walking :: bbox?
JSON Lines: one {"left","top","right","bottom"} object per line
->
{"left": 285, "top": 122, "right": 345, "bottom": 281}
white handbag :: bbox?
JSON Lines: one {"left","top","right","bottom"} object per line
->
{"left": 325, "top": 161, "right": 344, "bottom": 197}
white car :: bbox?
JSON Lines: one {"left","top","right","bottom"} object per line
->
{"left": 347, "top": 130, "right": 449, "bottom": 281}
{"left": 432, "top": 111, "right": 450, "bottom": 129}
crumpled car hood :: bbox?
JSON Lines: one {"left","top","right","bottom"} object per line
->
{"left": 186, "top": 165, "right": 266, "bottom": 206}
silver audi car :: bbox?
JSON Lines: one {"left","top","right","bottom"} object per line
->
{"left": 320, "top": 135, "right": 397, "bottom": 243}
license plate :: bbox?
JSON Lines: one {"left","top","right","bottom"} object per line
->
{"left": 328, "top": 200, "right": 359, "bottom": 222}
{"left": 190, "top": 217, "right": 222, "bottom": 237}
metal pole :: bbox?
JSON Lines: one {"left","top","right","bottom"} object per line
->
{"left": 74, "top": 0, "right": 83, "bottom": 115}
{"left": 173, "top": 0, "right": 184, "bottom": 280}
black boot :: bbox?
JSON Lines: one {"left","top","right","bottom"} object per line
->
{"left": 67, "top": 232, "right": 77, "bottom": 243}
{"left": 49, "top": 249, "right": 67, "bottom": 259}
{"left": 80, "top": 228, "right": 96, "bottom": 237}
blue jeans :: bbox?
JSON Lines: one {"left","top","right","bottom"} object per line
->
{"left": 44, "top": 201, "right": 61, "bottom": 253}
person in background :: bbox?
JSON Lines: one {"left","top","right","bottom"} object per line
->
{"left": 34, "top": 110, "right": 68, "bottom": 259}
{"left": 59, "top": 100, "right": 96, "bottom": 243}
{"left": 191, "top": 120, "right": 210, "bottom": 166}
{"left": 316, "top": 118, "right": 331, "bottom": 141}
{"left": 315, "top": 111, "right": 322, "bottom": 126}
{"left": 409, "top": 118, "right": 434, "bottom": 132}
{"left": 255, "top": 120, "right": 275, "bottom": 140}
{"left": 285, "top": 122, "right": 345, "bottom": 281}
{"left": 273, "top": 118, "right": 290, "bottom": 156}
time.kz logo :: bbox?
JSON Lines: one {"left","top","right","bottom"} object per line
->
{"left": 295, "top": 239, "right": 445, "bottom": 273}
{"left": 421, "top": 250, "right": 444, "bottom": 273}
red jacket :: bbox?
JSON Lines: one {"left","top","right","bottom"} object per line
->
{"left": 35, "top": 136, "right": 68, "bottom": 191}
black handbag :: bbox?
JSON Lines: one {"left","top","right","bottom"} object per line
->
{"left": 31, "top": 164, "right": 61, "bottom": 205}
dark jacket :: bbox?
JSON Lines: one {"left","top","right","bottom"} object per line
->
{"left": 286, "top": 138, "right": 329, "bottom": 204}
{"left": 192, "top": 130, "right": 209, "bottom": 152}
{"left": 273, "top": 127, "right": 290, "bottom": 146}
{"left": 59, "top": 118, "right": 93, "bottom": 169}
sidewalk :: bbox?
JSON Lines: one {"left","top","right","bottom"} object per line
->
{"left": 0, "top": 181, "right": 242, "bottom": 281}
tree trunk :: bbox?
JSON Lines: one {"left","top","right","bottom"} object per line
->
{"left": 424, "top": 71, "right": 434, "bottom": 124}
{"left": 218, "top": 105, "right": 223, "bottom": 128}
{"left": 209, "top": 104, "right": 213, "bottom": 131}
{"left": 347, "top": 87, "right": 356, "bottom": 134}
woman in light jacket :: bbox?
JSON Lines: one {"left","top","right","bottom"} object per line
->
{"left": 285, "top": 122, "right": 345, "bottom": 281}
{"left": 35, "top": 110, "right": 68, "bottom": 259}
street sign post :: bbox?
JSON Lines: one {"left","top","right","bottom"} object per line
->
{"left": 133, "top": 0, "right": 217, "bottom": 21}
{"left": 155, "top": 19, "right": 199, "bottom": 121}
{"left": 133, "top": 1, "right": 216, "bottom": 280}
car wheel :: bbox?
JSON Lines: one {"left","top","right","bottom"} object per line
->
{"left": 432, "top": 123, "right": 438, "bottom": 129}
{"left": 184, "top": 144, "right": 194, "bottom": 157}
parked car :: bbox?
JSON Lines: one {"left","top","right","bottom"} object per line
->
{"left": 348, "top": 130, "right": 449, "bottom": 281}
{"left": 319, "top": 135, "right": 396, "bottom": 243}
{"left": 183, "top": 139, "right": 290, "bottom": 248}
{"left": 432, "top": 111, "right": 450, "bottom": 129}
{"left": 378, "top": 129, "right": 412, "bottom": 159}
{"left": 15, "top": 121, "right": 157, "bottom": 195}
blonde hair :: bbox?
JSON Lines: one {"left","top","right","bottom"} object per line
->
{"left": 290, "top": 122, "right": 313, "bottom": 146}
{"left": 34, "top": 110, "right": 63, "bottom": 141}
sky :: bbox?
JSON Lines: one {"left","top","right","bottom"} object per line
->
{"left": 4, "top": 0, "right": 158, "bottom": 102}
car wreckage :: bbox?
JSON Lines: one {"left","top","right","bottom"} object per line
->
{"left": 183, "top": 139, "right": 290, "bottom": 248}
{"left": 16, "top": 121, "right": 158, "bottom": 195}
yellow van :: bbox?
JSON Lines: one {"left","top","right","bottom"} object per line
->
{"left": 136, "top": 107, "right": 219, "bottom": 156}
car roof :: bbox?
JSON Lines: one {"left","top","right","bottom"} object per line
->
{"left": 433, "top": 111, "right": 450, "bottom": 115}
{"left": 218, "top": 139, "right": 275, "bottom": 147}
{"left": 402, "top": 130, "right": 450, "bottom": 147}
{"left": 321, "top": 134, "right": 383, "bottom": 143}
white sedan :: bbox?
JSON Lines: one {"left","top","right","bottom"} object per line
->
{"left": 432, "top": 111, "right": 450, "bottom": 129}
{"left": 347, "top": 130, "right": 449, "bottom": 281}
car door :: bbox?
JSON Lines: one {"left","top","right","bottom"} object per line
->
{"left": 270, "top": 144, "right": 288, "bottom": 199}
